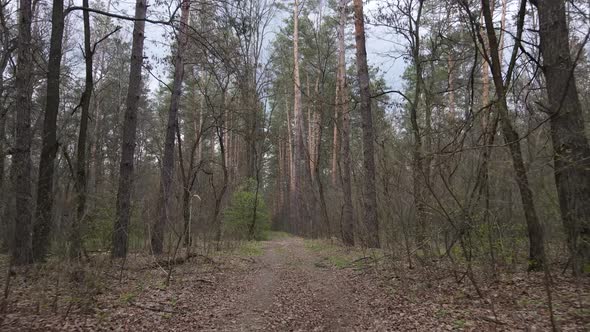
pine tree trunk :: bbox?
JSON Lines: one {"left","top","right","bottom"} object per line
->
{"left": 285, "top": 92, "right": 295, "bottom": 233}
{"left": 331, "top": 102, "right": 340, "bottom": 186}
{"left": 535, "top": 0, "right": 590, "bottom": 275}
{"left": 113, "top": 0, "right": 148, "bottom": 258}
{"left": 353, "top": 0, "right": 379, "bottom": 248}
{"left": 292, "top": 0, "right": 305, "bottom": 234}
{"left": 338, "top": 0, "right": 354, "bottom": 246}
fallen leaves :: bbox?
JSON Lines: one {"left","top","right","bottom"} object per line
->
{"left": 0, "top": 238, "right": 588, "bottom": 331}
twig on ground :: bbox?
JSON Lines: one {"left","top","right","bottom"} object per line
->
{"left": 130, "top": 301, "right": 177, "bottom": 314}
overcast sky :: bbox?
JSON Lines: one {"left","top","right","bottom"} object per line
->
{"left": 68, "top": 0, "right": 406, "bottom": 93}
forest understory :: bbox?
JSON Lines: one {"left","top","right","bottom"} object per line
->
{"left": 1, "top": 234, "right": 588, "bottom": 331}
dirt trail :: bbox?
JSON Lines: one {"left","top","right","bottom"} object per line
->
{"left": 0, "top": 236, "right": 401, "bottom": 331}
{"left": 211, "top": 237, "right": 374, "bottom": 331}
{"left": 5, "top": 236, "right": 587, "bottom": 331}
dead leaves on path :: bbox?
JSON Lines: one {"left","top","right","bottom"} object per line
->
{"left": 0, "top": 240, "right": 589, "bottom": 331}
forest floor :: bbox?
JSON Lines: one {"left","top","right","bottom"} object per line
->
{"left": 0, "top": 234, "right": 589, "bottom": 331}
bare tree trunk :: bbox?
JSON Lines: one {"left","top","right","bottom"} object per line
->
{"left": 331, "top": 100, "right": 340, "bottom": 186}
{"left": 276, "top": 137, "right": 283, "bottom": 225}
{"left": 2, "top": 162, "right": 14, "bottom": 254}
{"left": 534, "top": 0, "right": 590, "bottom": 275}
{"left": 479, "top": 0, "right": 505, "bottom": 274}
{"left": 152, "top": 0, "right": 190, "bottom": 255}
{"left": 90, "top": 0, "right": 113, "bottom": 198}
{"left": 292, "top": 0, "right": 305, "bottom": 235}
{"left": 353, "top": 0, "right": 379, "bottom": 248}
{"left": 180, "top": 103, "right": 202, "bottom": 248}
{"left": 0, "top": 22, "right": 9, "bottom": 252}
{"left": 113, "top": 0, "right": 147, "bottom": 258}
{"left": 285, "top": 89, "right": 295, "bottom": 229}
{"left": 32, "top": 0, "right": 64, "bottom": 262}
{"left": 0, "top": 110, "right": 6, "bottom": 252}
{"left": 405, "top": 1, "right": 431, "bottom": 254}
{"left": 307, "top": 73, "right": 320, "bottom": 183}
{"left": 91, "top": 95, "right": 103, "bottom": 194}
{"left": 338, "top": 0, "right": 354, "bottom": 246}
{"left": 70, "top": 0, "right": 94, "bottom": 260}
{"left": 481, "top": 0, "right": 545, "bottom": 270}
{"left": 447, "top": 55, "right": 455, "bottom": 116}
{"left": 214, "top": 118, "right": 229, "bottom": 248}
{"left": 12, "top": 0, "right": 34, "bottom": 265}
{"left": 283, "top": 138, "right": 291, "bottom": 232}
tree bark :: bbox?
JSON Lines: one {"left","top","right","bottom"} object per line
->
{"left": 179, "top": 100, "right": 202, "bottom": 248}
{"left": 286, "top": 89, "right": 296, "bottom": 233}
{"left": 331, "top": 100, "right": 340, "bottom": 186}
{"left": 406, "top": 0, "right": 428, "bottom": 253}
{"left": 0, "top": 7, "right": 9, "bottom": 252}
{"left": 70, "top": 0, "right": 94, "bottom": 260}
{"left": 337, "top": 0, "right": 354, "bottom": 246}
{"left": 32, "top": 0, "right": 64, "bottom": 262}
{"left": 112, "top": 0, "right": 147, "bottom": 258}
{"left": 152, "top": 0, "right": 190, "bottom": 255}
{"left": 0, "top": 108, "right": 6, "bottom": 252}
{"left": 292, "top": 0, "right": 306, "bottom": 235}
{"left": 534, "top": 0, "right": 590, "bottom": 275}
{"left": 12, "top": 0, "right": 34, "bottom": 265}
{"left": 481, "top": 0, "right": 545, "bottom": 270}
{"left": 352, "top": 0, "right": 379, "bottom": 248}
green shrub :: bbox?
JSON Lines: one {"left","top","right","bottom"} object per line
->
{"left": 223, "top": 179, "right": 270, "bottom": 241}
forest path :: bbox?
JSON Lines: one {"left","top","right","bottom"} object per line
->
{"left": 4, "top": 235, "right": 587, "bottom": 331}
{"left": 209, "top": 236, "right": 385, "bottom": 331}
{"left": 0, "top": 235, "right": 400, "bottom": 331}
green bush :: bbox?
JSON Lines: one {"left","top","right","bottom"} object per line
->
{"left": 223, "top": 179, "right": 270, "bottom": 241}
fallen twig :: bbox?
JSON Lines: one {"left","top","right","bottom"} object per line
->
{"left": 195, "top": 278, "right": 214, "bottom": 284}
{"left": 130, "top": 302, "right": 177, "bottom": 314}
{"left": 481, "top": 316, "right": 506, "bottom": 325}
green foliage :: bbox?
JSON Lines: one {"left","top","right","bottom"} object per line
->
{"left": 453, "top": 319, "right": 466, "bottom": 329}
{"left": 304, "top": 239, "right": 376, "bottom": 269}
{"left": 223, "top": 179, "right": 270, "bottom": 241}
{"left": 83, "top": 193, "right": 145, "bottom": 252}
{"left": 119, "top": 291, "right": 137, "bottom": 305}
{"left": 236, "top": 241, "right": 264, "bottom": 257}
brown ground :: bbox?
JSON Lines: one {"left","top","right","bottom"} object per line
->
{"left": 1, "top": 236, "right": 588, "bottom": 331}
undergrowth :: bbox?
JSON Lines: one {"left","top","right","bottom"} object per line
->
{"left": 235, "top": 241, "right": 264, "bottom": 257}
{"left": 304, "top": 239, "right": 381, "bottom": 269}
